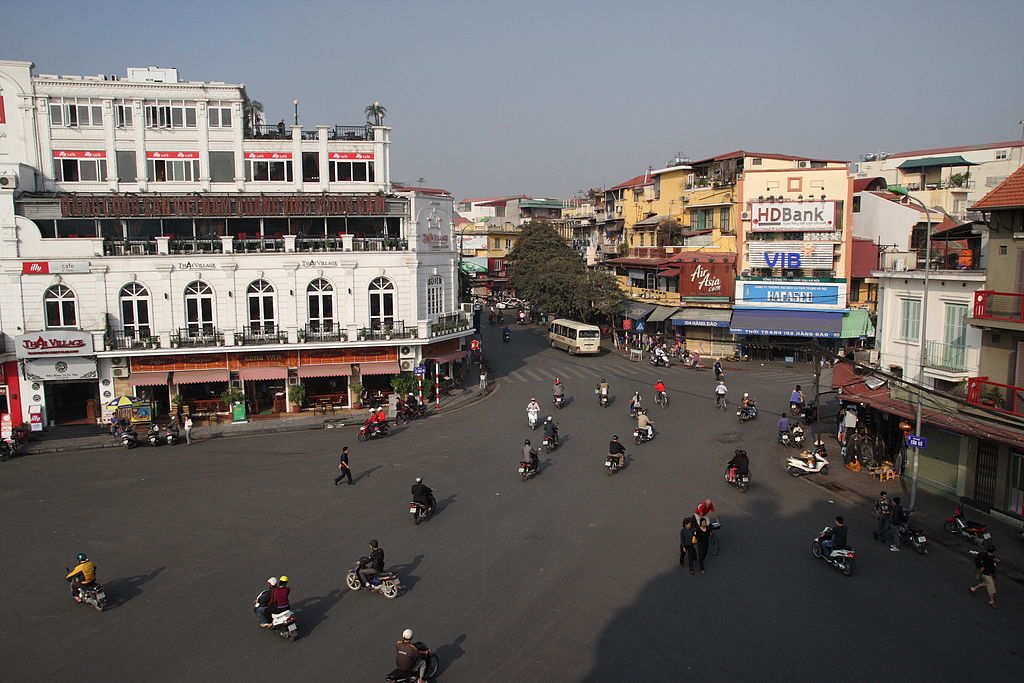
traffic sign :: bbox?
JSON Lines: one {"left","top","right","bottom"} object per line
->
{"left": 906, "top": 435, "right": 927, "bottom": 449}
{"left": 413, "top": 365, "right": 427, "bottom": 376}
{"left": 635, "top": 321, "right": 646, "bottom": 332}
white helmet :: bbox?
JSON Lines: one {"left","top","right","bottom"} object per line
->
{"left": 743, "top": 392, "right": 749, "bottom": 398}
{"left": 268, "top": 577, "right": 279, "bottom": 586}
{"left": 402, "top": 629, "right": 414, "bottom": 640}
{"left": 415, "top": 477, "right": 423, "bottom": 484}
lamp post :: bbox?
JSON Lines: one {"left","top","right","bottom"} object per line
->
{"left": 888, "top": 185, "right": 932, "bottom": 512}
{"left": 293, "top": 99, "right": 299, "bottom": 126}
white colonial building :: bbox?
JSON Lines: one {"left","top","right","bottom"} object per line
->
{"left": 0, "top": 59, "right": 471, "bottom": 428}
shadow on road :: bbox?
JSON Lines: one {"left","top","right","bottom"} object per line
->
{"left": 103, "top": 566, "right": 166, "bottom": 609}
{"left": 353, "top": 465, "right": 383, "bottom": 484}
{"left": 435, "top": 634, "right": 467, "bottom": 677}
{"left": 292, "top": 589, "right": 343, "bottom": 635}
{"left": 390, "top": 554, "right": 424, "bottom": 593}
{"left": 435, "top": 495, "right": 457, "bottom": 514}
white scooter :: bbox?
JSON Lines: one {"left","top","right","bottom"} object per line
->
{"left": 527, "top": 408, "right": 539, "bottom": 430}
{"left": 786, "top": 444, "right": 829, "bottom": 477}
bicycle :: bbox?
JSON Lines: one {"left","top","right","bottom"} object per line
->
{"left": 656, "top": 391, "right": 669, "bottom": 408}
{"left": 715, "top": 394, "right": 727, "bottom": 411}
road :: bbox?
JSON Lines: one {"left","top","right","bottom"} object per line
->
{"left": 6, "top": 323, "right": 1023, "bottom": 682}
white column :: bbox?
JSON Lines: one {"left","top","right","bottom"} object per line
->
{"left": 317, "top": 125, "right": 329, "bottom": 192}
{"left": 102, "top": 98, "right": 117, "bottom": 190}
{"left": 34, "top": 96, "right": 55, "bottom": 190}
{"left": 135, "top": 100, "right": 148, "bottom": 191}
{"left": 196, "top": 100, "right": 211, "bottom": 191}
{"left": 291, "top": 126, "right": 302, "bottom": 192}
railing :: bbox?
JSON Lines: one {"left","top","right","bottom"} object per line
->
{"left": 171, "top": 327, "right": 223, "bottom": 348}
{"left": 621, "top": 283, "right": 681, "bottom": 305}
{"left": 169, "top": 238, "right": 224, "bottom": 254}
{"left": 247, "top": 123, "right": 293, "bottom": 139}
{"left": 236, "top": 325, "right": 288, "bottom": 346}
{"left": 353, "top": 237, "right": 408, "bottom": 251}
{"left": 245, "top": 123, "right": 371, "bottom": 140}
{"left": 972, "top": 291, "right": 1024, "bottom": 322}
{"left": 296, "top": 236, "right": 345, "bottom": 252}
{"left": 327, "top": 125, "right": 372, "bottom": 141}
{"left": 358, "top": 320, "right": 415, "bottom": 340}
{"left": 966, "top": 377, "right": 1024, "bottom": 418}
{"left": 234, "top": 237, "right": 285, "bottom": 253}
{"left": 431, "top": 312, "right": 471, "bottom": 337}
{"left": 923, "top": 340, "right": 968, "bottom": 373}
{"left": 104, "top": 239, "right": 156, "bottom": 256}
{"left": 106, "top": 329, "right": 158, "bottom": 350}
{"left": 302, "top": 323, "right": 347, "bottom": 343}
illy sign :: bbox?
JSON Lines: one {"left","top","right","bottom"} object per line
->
{"left": 15, "top": 331, "right": 95, "bottom": 359}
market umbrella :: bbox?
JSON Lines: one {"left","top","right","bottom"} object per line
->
{"left": 106, "top": 395, "right": 142, "bottom": 410}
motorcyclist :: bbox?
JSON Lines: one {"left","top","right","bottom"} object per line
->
{"left": 596, "top": 379, "right": 609, "bottom": 404}
{"left": 255, "top": 576, "right": 278, "bottom": 625}
{"left": 777, "top": 413, "right": 790, "bottom": 439}
{"left": 790, "top": 385, "right": 805, "bottom": 414}
{"left": 411, "top": 478, "right": 435, "bottom": 512}
{"left": 542, "top": 416, "right": 559, "bottom": 445}
{"left": 727, "top": 449, "right": 749, "bottom": 482}
{"left": 266, "top": 576, "right": 291, "bottom": 622}
{"left": 406, "top": 392, "right": 419, "bottom": 409}
{"left": 359, "top": 539, "right": 385, "bottom": 587}
{"left": 522, "top": 439, "right": 538, "bottom": 473}
{"left": 553, "top": 379, "right": 564, "bottom": 403}
{"left": 502, "top": 325, "right": 511, "bottom": 340}
{"left": 636, "top": 409, "right": 654, "bottom": 439}
{"left": 654, "top": 346, "right": 668, "bottom": 365}
{"left": 654, "top": 380, "right": 667, "bottom": 403}
{"left": 608, "top": 435, "right": 626, "bottom": 468}
{"left": 66, "top": 552, "right": 97, "bottom": 601}
{"left": 526, "top": 397, "right": 540, "bottom": 423}
{"left": 395, "top": 628, "right": 428, "bottom": 683}
{"left": 820, "top": 516, "right": 847, "bottom": 558}
{"left": 741, "top": 393, "right": 754, "bottom": 409}
{"left": 629, "top": 392, "right": 642, "bottom": 416}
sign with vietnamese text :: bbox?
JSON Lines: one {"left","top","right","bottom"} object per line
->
{"left": 61, "top": 194, "right": 389, "bottom": 218}
{"left": 906, "top": 435, "right": 927, "bottom": 449}
{"left": 458, "top": 234, "right": 488, "bottom": 252}
{"left": 750, "top": 201, "right": 837, "bottom": 232}
{"left": 22, "top": 261, "right": 91, "bottom": 275}
{"left": 1, "top": 413, "right": 12, "bottom": 440}
{"left": 22, "top": 356, "right": 98, "bottom": 380}
{"left": 735, "top": 279, "right": 847, "bottom": 311}
{"left": 16, "top": 331, "right": 95, "bottom": 358}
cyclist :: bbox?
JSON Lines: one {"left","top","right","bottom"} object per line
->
{"left": 654, "top": 380, "right": 667, "bottom": 406}
{"left": 714, "top": 381, "right": 728, "bottom": 408}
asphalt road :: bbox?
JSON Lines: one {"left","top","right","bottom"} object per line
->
{"left": 6, "top": 323, "right": 1023, "bottom": 682}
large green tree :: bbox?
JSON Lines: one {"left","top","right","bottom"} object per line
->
{"left": 507, "top": 221, "right": 623, "bottom": 321}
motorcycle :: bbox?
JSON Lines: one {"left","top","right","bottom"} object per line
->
{"left": 346, "top": 559, "right": 401, "bottom": 599}
{"left": 943, "top": 505, "right": 992, "bottom": 548}
{"left": 605, "top": 454, "right": 624, "bottom": 475}
{"left": 253, "top": 599, "right": 298, "bottom": 641}
{"left": 786, "top": 447, "right": 829, "bottom": 477}
{"left": 553, "top": 394, "right": 564, "bottom": 410}
{"left": 519, "top": 459, "right": 537, "bottom": 482}
{"left": 790, "top": 425, "right": 805, "bottom": 449}
{"left": 410, "top": 500, "right": 434, "bottom": 525}
{"left": 147, "top": 426, "right": 161, "bottom": 447}
{"left": 399, "top": 404, "right": 428, "bottom": 424}
{"left": 357, "top": 421, "right": 390, "bottom": 442}
{"left": 724, "top": 465, "right": 750, "bottom": 493}
{"left": 736, "top": 402, "right": 758, "bottom": 423}
{"left": 801, "top": 401, "right": 818, "bottom": 425}
{"left": 596, "top": 388, "right": 608, "bottom": 407}
{"left": 778, "top": 430, "right": 791, "bottom": 448}
{"left": 811, "top": 527, "right": 856, "bottom": 576}
{"left": 163, "top": 427, "right": 180, "bottom": 446}
{"left": 385, "top": 642, "right": 440, "bottom": 683}
{"left": 898, "top": 514, "right": 929, "bottom": 554}
{"left": 502, "top": 330, "right": 510, "bottom": 343}
{"left": 0, "top": 439, "right": 22, "bottom": 461}
{"left": 542, "top": 435, "right": 558, "bottom": 453}
{"left": 66, "top": 571, "right": 107, "bottom": 611}
{"left": 633, "top": 426, "right": 654, "bottom": 445}
{"left": 649, "top": 354, "right": 671, "bottom": 368}
{"left": 122, "top": 430, "right": 139, "bottom": 449}
{"left": 528, "top": 409, "right": 539, "bottom": 430}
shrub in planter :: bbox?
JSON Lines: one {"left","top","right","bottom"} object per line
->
{"left": 288, "top": 384, "right": 306, "bottom": 410}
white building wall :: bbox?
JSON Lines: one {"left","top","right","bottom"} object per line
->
{"left": 851, "top": 192, "right": 922, "bottom": 251}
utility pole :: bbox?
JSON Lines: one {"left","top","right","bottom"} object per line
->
{"left": 812, "top": 341, "right": 822, "bottom": 446}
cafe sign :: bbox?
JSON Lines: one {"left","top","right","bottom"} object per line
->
{"left": 22, "top": 261, "right": 91, "bottom": 274}
{"left": 16, "top": 330, "right": 94, "bottom": 359}
{"left": 61, "top": 194, "right": 387, "bottom": 218}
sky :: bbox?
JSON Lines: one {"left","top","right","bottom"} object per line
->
{"left": 5, "top": 0, "right": 1024, "bottom": 200}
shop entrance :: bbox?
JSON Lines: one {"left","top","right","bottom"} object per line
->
{"left": 133, "top": 384, "right": 171, "bottom": 420}
{"left": 245, "top": 379, "right": 286, "bottom": 415}
{"left": 44, "top": 381, "right": 99, "bottom": 425}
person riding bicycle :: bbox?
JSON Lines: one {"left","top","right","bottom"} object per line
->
{"left": 521, "top": 439, "right": 538, "bottom": 473}
{"left": 636, "top": 409, "right": 654, "bottom": 439}
{"left": 727, "top": 449, "right": 749, "bottom": 482}
{"left": 654, "top": 380, "right": 667, "bottom": 404}
{"left": 608, "top": 435, "right": 626, "bottom": 468}
{"left": 714, "top": 381, "right": 728, "bottom": 407}
{"left": 395, "top": 628, "right": 428, "bottom": 683}
{"left": 694, "top": 498, "right": 720, "bottom": 524}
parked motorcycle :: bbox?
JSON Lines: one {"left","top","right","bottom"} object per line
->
{"left": 346, "top": 560, "right": 401, "bottom": 599}
{"left": 736, "top": 402, "right": 758, "bottom": 423}
{"left": 786, "top": 447, "right": 829, "bottom": 477}
{"left": 943, "top": 505, "right": 992, "bottom": 548}
{"left": 253, "top": 597, "right": 298, "bottom": 641}
{"left": 801, "top": 400, "right": 818, "bottom": 425}
{"left": 898, "top": 514, "right": 929, "bottom": 554}
{"left": 605, "top": 454, "right": 624, "bottom": 475}
{"left": 409, "top": 500, "right": 434, "bottom": 525}
{"left": 632, "top": 427, "right": 654, "bottom": 445}
{"left": 528, "top": 408, "right": 539, "bottom": 430}
{"left": 811, "top": 527, "right": 856, "bottom": 576}
{"left": 518, "top": 459, "right": 537, "bottom": 482}
{"left": 357, "top": 421, "right": 390, "bottom": 442}
{"left": 122, "top": 430, "right": 139, "bottom": 449}
{"left": 649, "top": 354, "right": 671, "bottom": 368}
{"left": 553, "top": 394, "right": 564, "bottom": 410}
{"left": 163, "top": 426, "right": 180, "bottom": 445}
{"left": 0, "top": 439, "right": 22, "bottom": 461}
{"left": 66, "top": 570, "right": 107, "bottom": 611}
{"left": 723, "top": 465, "right": 750, "bottom": 493}
{"left": 147, "top": 425, "right": 161, "bottom": 447}
{"left": 399, "top": 404, "right": 428, "bottom": 424}
{"left": 542, "top": 435, "right": 558, "bottom": 454}
{"left": 385, "top": 642, "right": 439, "bottom": 683}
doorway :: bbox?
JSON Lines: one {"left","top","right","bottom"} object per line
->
{"left": 44, "top": 381, "right": 99, "bottom": 425}
{"left": 245, "top": 379, "right": 286, "bottom": 415}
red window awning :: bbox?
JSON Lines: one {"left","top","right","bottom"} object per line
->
{"left": 239, "top": 366, "right": 288, "bottom": 381}
{"left": 298, "top": 364, "right": 353, "bottom": 378}
{"left": 359, "top": 361, "right": 401, "bottom": 375}
{"left": 128, "top": 371, "right": 169, "bottom": 387}
{"left": 173, "top": 369, "right": 230, "bottom": 385}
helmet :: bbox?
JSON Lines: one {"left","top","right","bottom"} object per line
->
{"left": 77, "top": 553, "right": 88, "bottom": 562}
{"left": 555, "top": 378, "right": 561, "bottom": 384}
{"left": 415, "top": 477, "right": 423, "bottom": 484}
{"left": 279, "top": 576, "right": 289, "bottom": 583}
{"left": 743, "top": 392, "right": 749, "bottom": 398}
{"left": 987, "top": 544, "right": 996, "bottom": 553}
{"left": 525, "top": 439, "right": 531, "bottom": 445}
{"left": 735, "top": 449, "right": 746, "bottom": 456}
{"left": 369, "top": 539, "right": 379, "bottom": 548}
{"left": 718, "top": 380, "right": 724, "bottom": 385}
{"left": 612, "top": 435, "right": 619, "bottom": 440}
{"left": 600, "top": 378, "right": 606, "bottom": 383}
{"left": 545, "top": 416, "right": 552, "bottom": 423}
{"left": 530, "top": 397, "right": 536, "bottom": 402}
{"left": 268, "top": 577, "right": 279, "bottom": 586}
{"left": 402, "top": 629, "right": 414, "bottom": 640}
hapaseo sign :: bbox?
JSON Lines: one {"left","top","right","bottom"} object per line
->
{"left": 16, "top": 331, "right": 94, "bottom": 359}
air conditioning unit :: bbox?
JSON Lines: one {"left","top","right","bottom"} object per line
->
{"left": 740, "top": 211, "right": 751, "bottom": 221}
{"left": 112, "top": 367, "right": 129, "bottom": 378}
{"left": 399, "top": 345, "right": 416, "bottom": 362}
{"left": 680, "top": 195, "right": 690, "bottom": 203}
{"left": 894, "top": 259, "right": 907, "bottom": 272}
{"left": 0, "top": 173, "right": 17, "bottom": 189}
{"left": 798, "top": 161, "right": 811, "bottom": 168}
{"left": 461, "top": 303, "right": 474, "bottom": 314}
{"left": 399, "top": 359, "right": 415, "bottom": 372}
{"left": 109, "top": 357, "right": 127, "bottom": 367}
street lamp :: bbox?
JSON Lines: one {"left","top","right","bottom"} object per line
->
{"left": 888, "top": 185, "right": 932, "bottom": 512}
{"left": 293, "top": 99, "right": 299, "bottom": 126}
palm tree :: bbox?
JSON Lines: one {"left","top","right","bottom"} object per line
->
{"left": 365, "top": 101, "right": 387, "bottom": 126}
{"left": 249, "top": 100, "right": 264, "bottom": 129}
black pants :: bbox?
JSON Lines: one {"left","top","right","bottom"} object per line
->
{"left": 696, "top": 543, "right": 709, "bottom": 571}
{"left": 334, "top": 467, "right": 353, "bottom": 485}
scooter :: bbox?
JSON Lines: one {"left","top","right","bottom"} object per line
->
{"left": 724, "top": 465, "right": 750, "bottom": 493}
{"left": 66, "top": 571, "right": 107, "bottom": 611}
{"left": 633, "top": 426, "right": 654, "bottom": 445}
{"left": 357, "top": 421, "right": 390, "bottom": 442}
{"left": 801, "top": 401, "right": 818, "bottom": 425}
{"left": 385, "top": 642, "right": 440, "bottom": 683}
{"left": 898, "top": 514, "right": 929, "bottom": 554}
{"left": 542, "top": 434, "right": 558, "bottom": 453}
{"left": 147, "top": 425, "right": 161, "bottom": 447}
{"left": 943, "top": 505, "right": 992, "bottom": 548}
{"left": 253, "top": 600, "right": 298, "bottom": 641}
{"left": 122, "top": 430, "right": 139, "bottom": 449}
{"left": 791, "top": 425, "right": 806, "bottom": 449}
{"left": 409, "top": 499, "right": 434, "bottom": 525}
{"left": 553, "top": 394, "right": 564, "bottom": 410}
{"left": 736, "top": 402, "right": 758, "bottom": 423}
{"left": 502, "top": 330, "right": 510, "bottom": 343}
{"left": 605, "top": 453, "right": 624, "bottom": 475}
{"left": 649, "top": 354, "right": 671, "bottom": 368}
{"left": 0, "top": 439, "right": 22, "bottom": 461}
{"left": 811, "top": 527, "right": 856, "bottom": 576}
{"left": 778, "top": 430, "right": 791, "bottom": 448}
{"left": 519, "top": 457, "right": 538, "bottom": 482}
{"left": 786, "top": 447, "right": 829, "bottom": 477}
{"left": 346, "top": 560, "right": 401, "bottom": 599}
{"left": 163, "top": 427, "right": 180, "bottom": 445}
{"left": 528, "top": 409, "right": 539, "bottom": 430}
{"left": 596, "top": 388, "right": 608, "bottom": 407}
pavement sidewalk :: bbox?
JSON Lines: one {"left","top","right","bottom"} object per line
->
{"left": 17, "top": 382, "right": 494, "bottom": 456}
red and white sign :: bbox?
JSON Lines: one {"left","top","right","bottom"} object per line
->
{"left": 0, "top": 94, "right": 7, "bottom": 125}
{"left": 146, "top": 151, "right": 199, "bottom": 159}
{"left": 329, "top": 152, "right": 374, "bottom": 160}
{"left": 53, "top": 150, "right": 106, "bottom": 159}
{"left": 244, "top": 152, "right": 292, "bottom": 160}
{"left": 750, "top": 201, "right": 837, "bottom": 232}
{"left": 22, "top": 261, "right": 91, "bottom": 275}
{"left": 15, "top": 331, "right": 94, "bottom": 359}
{"left": 1, "top": 413, "right": 12, "bottom": 440}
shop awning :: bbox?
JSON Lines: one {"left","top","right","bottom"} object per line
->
{"left": 298, "top": 364, "right": 352, "bottom": 378}
{"left": 657, "top": 267, "right": 681, "bottom": 278}
{"left": 620, "top": 301, "right": 657, "bottom": 320}
{"left": 730, "top": 309, "right": 843, "bottom": 338}
{"left": 239, "top": 366, "right": 288, "bottom": 381}
{"left": 672, "top": 308, "right": 733, "bottom": 328}
{"left": 360, "top": 362, "right": 402, "bottom": 375}
{"left": 634, "top": 214, "right": 670, "bottom": 227}
{"left": 840, "top": 308, "right": 875, "bottom": 338}
{"left": 646, "top": 306, "right": 680, "bottom": 323}
{"left": 128, "top": 371, "right": 169, "bottom": 387}
{"left": 896, "top": 155, "right": 977, "bottom": 170}
{"left": 427, "top": 350, "right": 467, "bottom": 364}
{"left": 173, "top": 369, "right": 230, "bottom": 385}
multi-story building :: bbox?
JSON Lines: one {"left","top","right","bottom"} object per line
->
{"left": 0, "top": 60, "right": 471, "bottom": 428}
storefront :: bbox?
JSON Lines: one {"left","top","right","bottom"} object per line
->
{"left": 232, "top": 353, "right": 290, "bottom": 415}
{"left": 16, "top": 331, "right": 100, "bottom": 426}
{"left": 731, "top": 277, "right": 847, "bottom": 359}
{"left": 129, "top": 354, "right": 229, "bottom": 414}
{"left": 673, "top": 254, "right": 736, "bottom": 356}
{"left": 670, "top": 308, "right": 734, "bottom": 356}
{"left": 423, "top": 339, "right": 467, "bottom": 388}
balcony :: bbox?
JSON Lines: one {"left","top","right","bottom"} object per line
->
{"left": 246, "top": 124, "right": 372, "bottom": 141}
{"left": 169, "top": 238, "right": 224, "bottom": 255}
{"left": 622, "top": 284, "right": 681, "bottom": 306}
{"left": 923, "top": 340, "right": 968, "bottom": 373}
{"left": 431, "top": 312, "right": 472, "bottom": 337}
{"left": 301, "top": 323, "right": 347, "bottom": 343}
{"left": 357, "top": 320, "right": 415, "bottom": 341}
{"left": 967, "top": 377, "right": 1024, "bottom": 418}
{"left": 235, "top": 325, "right": 288, "bottom": 346}
{"left": 234, "top": 236, "right": 286, "bottom": 253}
{"left": 353, "top": 237, "right": 408, "bottom": 251}
{"left": 971, "top": 291, "right": 1023, "bottom": 324}
{"left": 106, "top": 328, "right": 159, "bottom": 350}
{"left": 104, "top": 239, "right": 157, "bottom": 256}
{"left": 171, "top": 327, "right": 224, "bottom": 348}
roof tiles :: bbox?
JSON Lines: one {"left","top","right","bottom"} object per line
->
{"left": 971, "top": 164, "right": 1024, "bottom": 210}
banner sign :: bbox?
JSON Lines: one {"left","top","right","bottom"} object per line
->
{"left": 750, "top": 201, "right": 836, "bottom": 232}
{"left": 735, "top": 280, "right": 846, "bottom": 310}
{"left": 61, "top": 194, "right": 387, "bottom": 218}
{"left": 146, "top": 151, "right": 200, "bottom": 159}
{"left": 22, "top": 261, "right": 91, "bottom": 275}
{"left": 244, "top": 152, "right": 292, "bottom": 160}
{"left": 329, "top": 152, "right": 374, "bottom": 160}
{"left": 678, "top": 260, "right": 735, "bottom": 298}
{"left": 22, "top": 356, "right": 98, "bottom": 380}
{"left": 16, "top": 331, "right": 95, "bottom": 358}
{"left": 53, "top": 150, "right": 106, "bottom": 159}
{"left": 458, "top": 235, "right": 488, "bottom": 252}
{"left": 747, "top": 242, "right": 835, "bottom": 269}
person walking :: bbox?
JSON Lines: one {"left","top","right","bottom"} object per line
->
{"left": 872, "top": 491, "right": 892, "bottom": 542}
{"left": 334, "top": 446, "right": 353, "bottom": 486}
{"left": 680, "top": 517, "right": 698, "bottom": 574}
{"left": 694, "top": 518, "right": 712, "bottom": 574}
{"left": 969, "top": 545, "right": 998, "bottom": 608}
{"left": 888, "top": 496, "right": 906, "bottom": 551}
{"left": 184, "top": 416, "right": 194, "bottom": 445}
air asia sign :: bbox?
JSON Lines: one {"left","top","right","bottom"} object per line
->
{"left": 747, "top": 242, "right": 835, "bottom": 269}
{"left": 61, "top": 194, "right": 387, "bottom": 218}
{"left": 676, "top": 256, "right": 735, "bottom": 299}
{"left": 16, "top": 331, "right": 95, "bottom": 359}
{"left": 750, "top": 201, "right": 836, "bottom": 232}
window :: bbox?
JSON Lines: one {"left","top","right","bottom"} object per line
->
{"left": 116, "top": 151, "right": 137, "bottom": 182}
{"left": 849, "top": 279, "right": 862, "bottom": 302}
{"left": 44, "top": 284, "right": 77, "bottom": 328}
{"left": 246, "top": 159, "right": 293, "bottom": 182}
{"left": 207, "top": 102, "right": 233, "bottom": 127}
{"left": 246, "top": 280, "right": 276, "bottom": 333}
{"left": 719, "top": 207, "right": 730, "bottom": 232}
{"left": 995, "top": 150, "right": 1008, "bottom": 161}
{"left": 328, "top": 160, "right": 375, "bottom": 182}
{"left": 145, "top": 100, "right": 197, "bottom": 128}
{"left": 852, "top": 196, "right": 861, "bottom": 213}
{"left": 426, "top": 276, "right": 443, "bottom": 318}
{"left": 368, "top": 277, "right": 395, "bottom": 329}
{"left": 49, "top": 98, "right": 103, "bottom": 127}
{"left": 209, "top": 151, "right": 235, "bottom": 183}
{"left": 898, "top": 298, "right": 921, "bottom": 341}
{"left": 645, "top": 272, "right": 656, "bottom": 289}
{"left": 149, "top": 157, "right": 199, "bottom": 182}
{"left": 119, "top": 283, "right": 151, "bottom": 338}
{"left": 944, "top": 303, "right": 968, "bottom": 348}
{"left": 55, "top": 156, "right": 106, "bottom": 182}
{"left": 184, "top": 280, "right": 215, "bottom": 335}
{"left": 751, "top": 158, "right": 763, "bottom": 166}
{"left": 114, "top": 101, "right": 133, "bottom": 127}
{"left": 307, "top": 279, "right": 334, "bottom": 330}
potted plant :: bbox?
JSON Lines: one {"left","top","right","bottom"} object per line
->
{"left": 349, "top": 382, "right": 364, "bottom": 410}
{"left": 287, "top": 384, "right": 306, "bottom": 412}
{"left": 383, "top": 325, "right": 393, "bottom": 340}
{"left": 357, "top": 328, "right": 368, "bottom": 341}
{"left": 171, "top": 393, "right": 185, "bottom": 418}
{"left": 220, "top": 387, "right": 245, "bottom": 412}
{"left": 296, "top": 329, "right": 306, "bottom": 342}
{"left": 234, "top": 332, "right": 245, "bottom": 345}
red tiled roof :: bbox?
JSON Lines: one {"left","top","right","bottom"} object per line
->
{"left": 608, "top": 173, "right": 654, "bottom": 192}
{"left": 853, "top": 177, "right": 887, "bottom": 192}
{"left": 885, "top": 140, "right": 1024, "bottom": 160}
{"left": 460, "top": 196, "right": 505, "bottom": 204}
{"left": 691, "top": 150, "right": 849, "bottom": 165}
{"left": 454, "top": 215, "right": 471, "bottom": 226}
{"left": 392, "top": 184, "right": 450, "bottom": 195}
{"left": 971, "top": 164, "right": 1024, "bottom": 210}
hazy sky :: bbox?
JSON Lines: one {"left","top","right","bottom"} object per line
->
{"left": 6, "top": 0, "right": 1024, "bottom": 200}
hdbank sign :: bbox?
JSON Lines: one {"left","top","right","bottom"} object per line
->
{"left": 751, "top": 201, "right": 836, "bottom": 232}
{"left": 735, "top": 279, "right": 846, "bottom": 311}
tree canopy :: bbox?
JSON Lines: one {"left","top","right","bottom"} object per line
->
{"left": 507, "top": 221, "right": 623, "bottom": 321}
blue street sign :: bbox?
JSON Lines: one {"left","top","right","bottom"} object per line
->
{"left": 906, "top": 435, "right": 927, "bottom": 449}
{"left": 635, "top": 321, "right": 646, "bottom": 332}
{"left": 413, "top": 365, "right": 427, "bottom": 376}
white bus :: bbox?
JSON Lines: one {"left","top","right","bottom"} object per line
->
{"left": 548, "top": 319, "right": 601, "bottom": 355}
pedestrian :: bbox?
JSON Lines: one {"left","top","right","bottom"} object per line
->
{"left": 680, "top": 517, "right": 697, "bottom": 574}
{"left": 479, "top": 368, "right": 487, "bottom": 388}
{"left": 872, "top": 491, "right": 892, "bottom": 542}
{"left": 888, "top": 496, "right": 906, "bottom": 551}
{"left": 334, "top": 446, "right": 353, "bottom": 486}
{"left": 836, "top": 404, "right": 847, "bottom": 442}
{"left": 695, "top": 517, "right": 711, "bottom": 574}
{"left": 184, "top": 415, "right": 194, "bottom": 445}
{"left": 969, "top": 545, "right": 998, "bottom": 608}
{"left": 843, "top": 406, "right": 858, "bottom": 443}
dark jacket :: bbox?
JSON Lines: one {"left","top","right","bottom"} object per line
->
{"left": 396, "top": 641, "right": 421, "bottom": 671}
{"left": 680, "top": 526, "right": 697, "bottom": 547}
{"left": 729, "top": 454, "right": 749, "bottom": 475}
{"left": 411, "top": 483, "right": 432, "bottom": 505}
{"left": 694, "top": 526, "right": 710, "bottom": 547}
{"left": 368, "top": 547, "right": 385, "bottom": 572}
{"left": 543, "top": 422, "right": 558, "bottom": 439}
{"left": 608, "top": 440, "right": 625, "bottom": 455}
{"left": 831, "top": 524, "right": 848, "bottom": 547}
{"left": 255, "top": 586, "right": 273, "bottom": 607}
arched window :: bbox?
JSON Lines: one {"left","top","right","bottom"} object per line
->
{"left": 119, "top": 283, "right": 151, "bottom": 339}
{"left": 246, "top": 279, "right": 275, "bottom": 334}
{"left": 307, "top": 278, "right": 334, "bottom": 332}
{"left": 426, "top": 276, "right": 443, "bottom": 318}
{"left": 44, "top": 284, "right": 77, "bottom": 328}
{"left": 368, "top": 276, "right": 395, "bottom": 329}
{"left": 184, "top": 280, "right": 215, "bottom": 335}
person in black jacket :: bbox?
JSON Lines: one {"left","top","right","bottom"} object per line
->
{"left": 359, "top": 539, "right": 385, "bottom": 587}
{"left": 680, "top": 517, "right": 697, "bottom": 573}
{"left": 334, "top": 446, "right": 353, "bottom": 486}
{"left": 888, "top": 496, "right": 906, "bottom": 551}
{"left": 821, "top": 516, "right": 847, "bottom": 557}
{"left": 411, "top": 478, "right": 435, "bottom": 511}
{"left": 608, "top": 435, "right": 626, "bottom": 468}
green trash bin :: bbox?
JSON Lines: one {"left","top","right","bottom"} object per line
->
{"left": 231, "top": 401, "right": 247, "bottom": 422}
